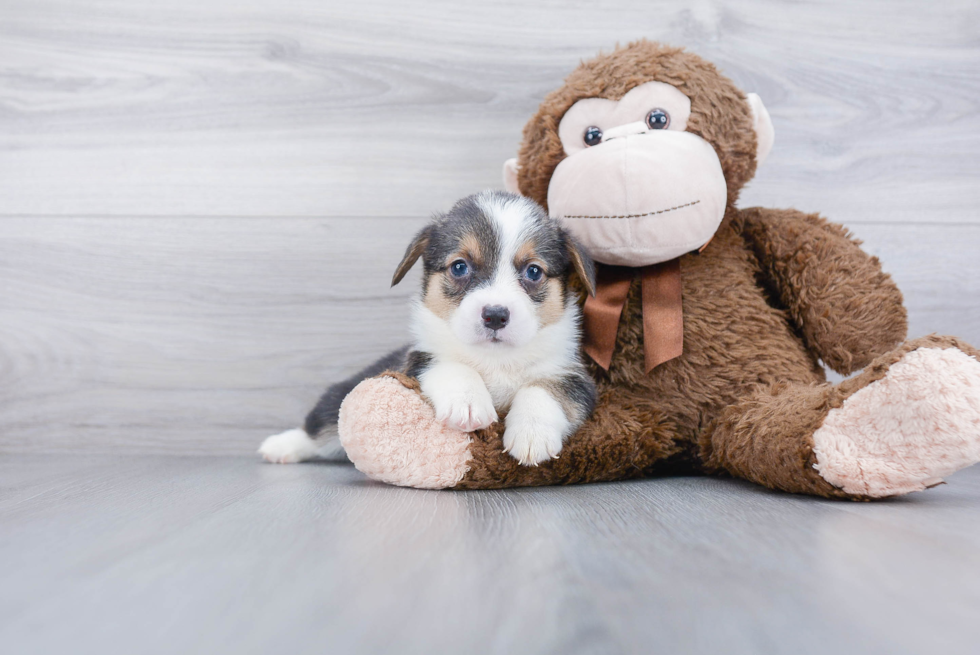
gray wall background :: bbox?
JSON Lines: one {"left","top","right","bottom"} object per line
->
{"left": 2, "top": 0, "right": 978, "bottom": 455}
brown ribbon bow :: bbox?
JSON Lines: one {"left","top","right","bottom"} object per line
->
{"left": 582, "top": 259, "right": 684, "bottom": 372}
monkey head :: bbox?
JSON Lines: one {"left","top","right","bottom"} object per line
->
{"left": 503, "top": 41, "right": 774, "bottom": 267}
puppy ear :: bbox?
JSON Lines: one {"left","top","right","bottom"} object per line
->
{"left": 563, "top": 230, "right": 596, "bottom": 297}
{"left": 391, "top": 225, "right": 432, "bottom": 287}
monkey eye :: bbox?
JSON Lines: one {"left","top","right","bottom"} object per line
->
{"left": 583, "top": 126, "right": 603, "bottom": 147}
{"left": 646, "top": 108, "right": 670, "bottom": 130}
{"left": 450, "top": 259, "right": 469, "bottom": 278}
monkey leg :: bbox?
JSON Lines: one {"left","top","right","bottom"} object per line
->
{"left": 338, "top": 373, "right": 689, "bottom": 490}
{"left": 701, "top": 336, "right": 980, "bottom": 499}
{"left": 337, "top": 373, "right": 471, "bottom": 489}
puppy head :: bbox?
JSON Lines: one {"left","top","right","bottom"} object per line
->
{"left": 393, "top": 190, "right": 595, "bottom": 348}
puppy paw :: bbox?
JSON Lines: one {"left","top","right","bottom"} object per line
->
{"left": 258, "top": 428, "right": 319, "bottom": 464}
{"left": 503, "top": 386, "right": 570, "bottom": 466}
{"left": 432, "top": 388, "right": 498, "bottom": 432}
{"left": 503, "top": 421, "right": 564, "bottom": 466}
{"left": 419, "top": 361, "right": 498, "bottom": 432}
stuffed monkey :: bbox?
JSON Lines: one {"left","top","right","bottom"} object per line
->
{"left": 329, "top": 41, "right": 980, "bottom": 499}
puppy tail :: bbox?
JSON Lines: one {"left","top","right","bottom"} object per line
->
{"left": 259, "top": 345, "right": 412, "bottom": 464}
{"left": 258, "top": 427, "right": 342, "bottom": 464}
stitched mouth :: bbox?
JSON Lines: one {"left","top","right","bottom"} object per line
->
{"left": 560, "top": 199, "right": 700, "bottom": 220}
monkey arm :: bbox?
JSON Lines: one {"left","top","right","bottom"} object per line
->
{"left": 738, "top": 207, "right": 907, "bottom": 375}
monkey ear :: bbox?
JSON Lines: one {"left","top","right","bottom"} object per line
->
{"left": 502, "top": 158, "right": 521, "bottom": 195}
{"left": 391, "top": 225, "right": 432, "bottom": 287}
{"left": 746, "top": 93, "right": 775, "bottom": 167}
{"left": 563, "top": 230, "right": 597, "bottom": 297}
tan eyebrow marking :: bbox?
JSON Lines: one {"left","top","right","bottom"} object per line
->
{"left": 513, "top": 241, "right": 541, "bottom": 270}
{"left": 451, "top": 233, "right": 484, "bottom": 267}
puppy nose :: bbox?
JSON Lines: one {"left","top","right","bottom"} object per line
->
{"left": 481, "top": 305, "right": 510, "bottom": 331}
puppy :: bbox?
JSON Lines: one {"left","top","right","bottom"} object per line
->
{"left": 259, "top": 190, "right": 597, "bottom": 466}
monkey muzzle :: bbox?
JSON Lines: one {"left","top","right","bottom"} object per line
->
{"left": 547, "top": 130, "right": 727, "bottom": 267}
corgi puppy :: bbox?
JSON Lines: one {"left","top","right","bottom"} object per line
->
{"left": 259, "top": 190, "right": 597, "bottom": 467}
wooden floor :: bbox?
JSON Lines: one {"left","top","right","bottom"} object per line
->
{"left": 2, "top": 455, "right": 979, "bottom": 655}
{"left": 2, "top": 0, "right": 979, "bottom": 455}
{"left": 2, "top": 0, "right": 980, "bottom": 652}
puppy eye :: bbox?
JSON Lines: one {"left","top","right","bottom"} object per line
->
{"left": 450, "top": 260, "right": 469, "bottom": 278}
{"left": 524, "top": 264, "right": 544, "bottom": 282}
{"left": 646, "top": 108, "right": 670, "bottom": 130}
{"left": 583, "top": 126, "right": 603, "bottom": 147}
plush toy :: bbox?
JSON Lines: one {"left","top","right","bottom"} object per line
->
{"left": 336, "top": 41, "right": 980, "bottom": 499}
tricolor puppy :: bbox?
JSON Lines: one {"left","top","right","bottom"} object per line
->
{"left": 258, "top": 190, "right": 597, "bottom": 467}
{"left": 396, "top": 191, "right": 597, "bottom": 465}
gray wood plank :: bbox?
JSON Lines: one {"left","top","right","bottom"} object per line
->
{"left": 0, "top": 217, "right": 976, "bottom": 455}
{"left": 846, "top": 222, "right": 980, "bottom": 344}
{"left": 0, "top": 216, "right": 424, "bottom": 454}
{"left": 2, "top": 4, "right": 979, "bottom": 654}
{"left": 1, "top": 0, "right": 978, "bottom": 221}
{"left": 1, "top": 454, "right": 978, "bottom": 655}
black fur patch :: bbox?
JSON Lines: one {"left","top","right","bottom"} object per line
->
{"left": 423, "top": 194, "right": 500, "bottom": 290}
{"left": 524, "top": 275, "right": 562, "bottom": 305}
{"left": 420, "top": 191, "right": 584, "bottom": 299}
{"left": 405, "top": 350, "right": 434, "bottom": 379}
{"left": 526, "top": 221, "right": 571, "bottom": 279}
{"left": 556, "top": 371, "right": 597, "bottom": 418}
{"left": 304, "top": 345, "right": 410, "bottom": 437}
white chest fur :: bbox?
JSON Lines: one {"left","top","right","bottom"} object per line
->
{"left": 411, "top": 301, "right": 582, "bottom": 412}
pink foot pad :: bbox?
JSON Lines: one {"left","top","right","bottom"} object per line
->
{"left": 338, "top": 376, "right": 472, "bottom": 489}
{"left": 814, "top": 347, "right": 980, "bottom": 497}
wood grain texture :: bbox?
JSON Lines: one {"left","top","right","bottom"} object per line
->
{"left": 0, "top": 218, "right": 977, "bottom": 455}
{"left": 0, "top": 1, "right": 978, "bottom": 455}
{"left": 1, "top": 0, "right": 979, "bottom": 220}
{"left": 0, "top": 216, "right": 423, "bottom": 453}
{"left": 1, "top": 455, "right": 979, "bottom": 655}
{"left": 2, "top": 4, "right": 979, "bottom": 653}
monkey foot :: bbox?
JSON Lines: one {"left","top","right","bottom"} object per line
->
{"left": 338, "top": 375, "right": 473, "bottom": 489}
{"left": 814, "top": 346, "right": 980, "bottom": 497}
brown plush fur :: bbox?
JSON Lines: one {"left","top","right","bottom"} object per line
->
{"left": 449, "top": 205, "right": 909, "bottom": 492}
{"left": 516, "top": 41, "right": 758, "bottom": 212}
{"left": 700, "top": 334, "right": 980, "bottom": 498}
{"left": 740, "top": 208, "right": 908, "bottom": 374}
{"left": 381, "top": 335, "right": 976, "bottom": 494}
{"left": 365, "top": 41, "right": 978, "bottom": 499}
{"left": 448, "top": 41, "right": 916, "bottom": 496}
